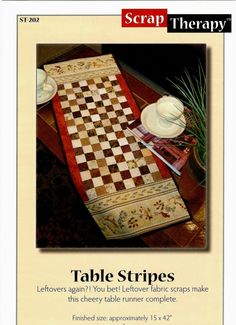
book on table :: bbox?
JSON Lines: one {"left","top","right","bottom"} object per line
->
{"left": 127, "top": 118, "right": 195, "bottom": 176}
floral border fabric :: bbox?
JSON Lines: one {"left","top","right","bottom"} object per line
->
{"left": 86, "top": 179, "right": 189, "bottom": 239}
{"left": 44, "top": 54, "right": 120, "bottom": 84}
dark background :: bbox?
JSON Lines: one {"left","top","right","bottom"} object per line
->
{"left": 102, "top": 43, "right": 206, "bottom": 98}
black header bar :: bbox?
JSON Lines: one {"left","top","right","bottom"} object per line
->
{"left": 168, "top": 14, "right": 231, "bottom": 33}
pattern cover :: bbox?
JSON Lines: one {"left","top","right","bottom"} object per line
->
{"left": 44, "top": 54, "right": 190, "bottom": 240}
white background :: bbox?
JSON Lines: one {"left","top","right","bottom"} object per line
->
{"left": 0, "top": 1, "right": 235, "bottom": 324}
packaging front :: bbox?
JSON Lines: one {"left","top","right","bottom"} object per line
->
{"left": 17, "top": 6, "right": 224, "bottom": 325}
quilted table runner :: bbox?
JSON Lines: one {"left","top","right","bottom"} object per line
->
{"left": 44, "top": 54, "right": 190, "bottom": 240}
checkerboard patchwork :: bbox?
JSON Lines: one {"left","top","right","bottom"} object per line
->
{"left": 58, "top": 75, "right": 161, "bottom": 200}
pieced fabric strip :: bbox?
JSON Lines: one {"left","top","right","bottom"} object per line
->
{"left": 45, "top": 55, "right": 189, "bottom": 239}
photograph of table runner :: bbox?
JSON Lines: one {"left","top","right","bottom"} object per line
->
{"left": 44, "top": 54, "right": 190, "bottom": 240}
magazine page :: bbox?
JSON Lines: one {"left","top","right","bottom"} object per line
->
{"left": 0, "top": 1, "right": 235, "bottom": 325}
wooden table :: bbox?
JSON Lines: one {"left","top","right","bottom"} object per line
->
{"left": 37, "top": 45, "right": 206, "bottom": 248}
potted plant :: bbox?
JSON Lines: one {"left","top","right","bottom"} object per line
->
{"left": 168, "top": 63, "right": 206, "bottom": 202}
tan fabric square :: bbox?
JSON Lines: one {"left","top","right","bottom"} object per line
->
{"left": 100, "top": 166, "right": 110, "bottom": 176}
{"left": 126, "top": 136, "right": 137, "bottom": 144}
{"left": 87, "top": 160, "right": 98, "bottom": 169}
{"left": 151, "top": 171, "right": 161, "bottom": 182}
{"left": 141, "top": 148, "right": 151, "bottom": 157}
{"left": 95, "top": 186, "right": 107, "bottom": 196}
{"left": 106, "top": 86, "right": 113, "bottom": 93}
{"left": 71, "top": 133, "right": 80, "bottom": 140}
{"left": 66, "top": 120, "right": 75, "bottom": 127}
{"left": 144, "top": 155, "right": 156, "bottom": 165}
{"left": 77, "top": 124, "right": 86, "bottom": 132}
{"left": 111, "top": 98, "right": 119, "bottom": 105}
{"left": 66, "top": 88, "right": 74, "bottom": 94}
{"left": 92, "top": 143, "right": 102, "bottom": 152}
{"left": 97, "top": 107, "right": 106, "bottom": 114}
{"left": 86, "top": 188, "right": 97, "bottom": 200}
{"left": 111, "top": 172, "right": 122, "bottom": 182}
{"left": 69, "top": 99, "right": 77, "bottom": 106}
{"left": 104, "top": 183, "right": 116, "bottom": 194}
{"left": 142, "top": 174, "right": 154, "bottom": 184}
{"left": 102, "top": 119, "right": 111, "bottom": 127}
{"left": 76, "top": 92, "right": 83, "bottom": 99}
{"left": 87, "top": 79, "right": 95, "bottom": 85}
{"left": 81, "top": 138, "right": 90, "bottom": 146}
{"left": 104, "top": 81, "right": 112, "bottom": 88}
{"left": 97, "top": 159, "right": 107, "bottom": 168}
{"left": 79, "top": 130, "right": 89, "bottom": 139}
{"left": 80, "top": 170, "right": 91, "bottom": 181}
